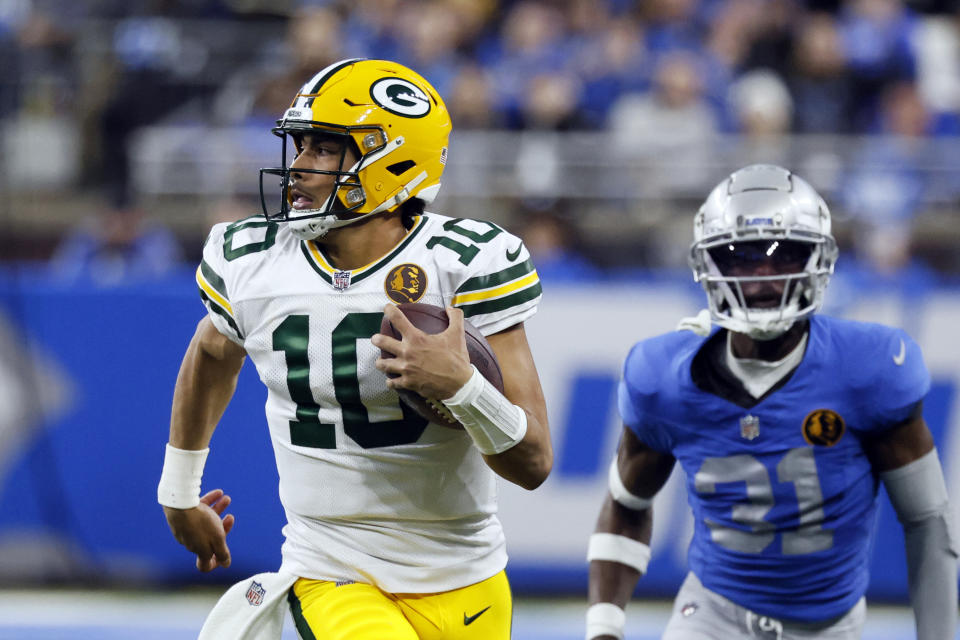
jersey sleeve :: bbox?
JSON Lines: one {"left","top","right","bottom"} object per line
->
{"left": 860, "top": 327, "right": 930, "bottom": 429}
{"left": 617, "top": 340, "right": 674, "bottom": 453}
{"left": 444, "top": 219, "right": 542, "bottom": 336}
{"left": 195, "top": 223, "right": 245, "bottom": 346}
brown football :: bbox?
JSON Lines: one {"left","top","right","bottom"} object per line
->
{"left": 379, "top": 303, "right": 504, "bottom": 429}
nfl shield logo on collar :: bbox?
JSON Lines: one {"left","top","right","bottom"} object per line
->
{"left": 740, "top": 414, "right": 760, "bottom": 440}
{"left": 245, "top": 580, "right": 266, "bottom": 606}
{"left": 333, "top": 270, "right": 352, "bottom": 291}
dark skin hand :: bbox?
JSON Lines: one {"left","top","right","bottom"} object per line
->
{"left": 163, "top": 489, "right": 235, "bottom": 572}
{"left": 372, "top": 303, "right": 552, "bottom": 490}
{"left": 373, "top": 303, "right": 473, "bottom": 400}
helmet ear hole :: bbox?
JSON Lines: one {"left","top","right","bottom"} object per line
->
{"left": 387, "top": 160, "right": 416, "bottom": 176}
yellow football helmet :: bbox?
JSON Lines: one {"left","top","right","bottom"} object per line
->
{"left": 259, "top": 58, "right": 452, "bottom": 240}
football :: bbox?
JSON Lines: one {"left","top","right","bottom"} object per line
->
{"left": 379, "top": 303, "right": 504, "bottom": 429}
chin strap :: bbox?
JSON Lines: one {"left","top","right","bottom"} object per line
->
{"left": 369, "top": 171, "right": 428, "bottom": 215}
{"left": 676, "top": 309, "right": 712, "bottom": 336}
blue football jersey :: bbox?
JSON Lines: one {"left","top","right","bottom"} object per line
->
{"left": 617, "top": 315, "right": 929, "bottom": 622}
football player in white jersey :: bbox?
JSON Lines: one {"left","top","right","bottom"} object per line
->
{"left": 157, "top": 58, "right": 552, "bottom": 640}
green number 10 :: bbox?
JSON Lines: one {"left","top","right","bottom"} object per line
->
{"left": 273, "top": 313, "right": 428, "bottom": 449}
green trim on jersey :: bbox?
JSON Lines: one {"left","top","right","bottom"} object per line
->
{"left": 455, "top": 258, "right": 536, "bottom": 293}
{"left": 200, "top": 259, "right": 229, "bottom": 299}
{"left": 223, "top": 218, "right": 278, "bottom": 261}
{"left": 451, "top": 254, "right": 541, "bottom": 319}
{"left": 299, "top": 243, "right": 334, "bottom": 284}
{"left": 300, "top": 215, "right": 429, "bottom": 285}
{"left": 198, "top": 287, "right": 244, "bottom": 339}
{"left": 459, "top": 281, "right": 543, "bottom": 319}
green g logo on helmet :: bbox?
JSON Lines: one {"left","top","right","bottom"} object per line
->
{"left": 370, "top": 78, "right": 432, "bottom": 118}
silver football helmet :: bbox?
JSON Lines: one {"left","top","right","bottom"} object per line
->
{"left": 689, "top": 164, "right": 838, "bottom": 339}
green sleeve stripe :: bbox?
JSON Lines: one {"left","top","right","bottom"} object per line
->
{"left": 456, "top": 258, "right": 535, "bottom": 293}
{"left": 199, "top": 260, "right": 229, "bottom": 299}
{"left": 199, "top": 287, "right": 244, "bottom": 340}
{"left": 459, "top": 281, "right": 543, "bottom": 318}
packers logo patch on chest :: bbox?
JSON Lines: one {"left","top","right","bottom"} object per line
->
{"left": 385, "top": 263, "right": 427, "bottom": 303}
{"left": 802, "top": 409, "right": 845, "bottom": 446}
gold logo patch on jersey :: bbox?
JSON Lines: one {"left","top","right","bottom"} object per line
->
{"left": 385, "top": 263, "right": 428, "bottom": 303}
{"left": 802, "top": 409, "right": 845, "bottom": 446}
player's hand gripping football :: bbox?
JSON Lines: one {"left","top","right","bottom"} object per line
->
{"left": 163, "top": 489, "right": 235, "bottom": 572}
{"left": 373, "top": 304, "right": 474, "bottom": 400}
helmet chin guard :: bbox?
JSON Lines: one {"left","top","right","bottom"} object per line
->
{"left": 286, "top": 210, "right": 369, "bottom": 241}
{"left": 689, "top": 165, "right": 838, "bottom": 339}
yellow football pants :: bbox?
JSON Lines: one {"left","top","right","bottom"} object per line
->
{"left": 288, "top": 570, "right": 512, "bottom": 640}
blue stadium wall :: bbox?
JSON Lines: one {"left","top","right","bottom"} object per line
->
{"left": 0, "top": 266, "right": 957, "bottom": 602}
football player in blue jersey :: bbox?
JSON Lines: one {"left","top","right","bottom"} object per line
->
{"left": 585, "top": 164, "right": 957, "bottom": 640}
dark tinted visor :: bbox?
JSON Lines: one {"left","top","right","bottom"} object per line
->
{"left": 708, "top": 240, "right": 812, "bottom": 274}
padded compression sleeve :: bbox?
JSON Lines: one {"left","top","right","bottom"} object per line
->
{"left": 881, "top": 449, "right": 959, "bottom": 640}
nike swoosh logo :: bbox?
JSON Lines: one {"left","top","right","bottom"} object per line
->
{"left": 463, "top": 606, "right": 491, "bottom": 626}
{"left": 505, "top": 244, "right": 522, "bottom": 261}
{"left": 893, "top": 338, "right": 906, "bottom": 366}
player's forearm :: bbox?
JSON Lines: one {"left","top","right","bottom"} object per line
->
{"left": 169, "top": 329, "right": 245, "bottom": 449}
{"left": 481, "top": 412, "right": 552, "bottom": 489}
{"left": 464, "top": 322, "right": 551, "bottom": 489}
{"left": 588, "top": 559, "right": 642, "bottom": 608}
{"left": 586, "top": 496, "right": 653, "bottom": 639}
{"left": 590, "top": 496, "right": 653, "bottom": 602}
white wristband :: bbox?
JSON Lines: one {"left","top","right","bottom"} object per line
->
{"left": 442, "top": 365, "right": 527, "bottom": 455}
{"left": 157, "top": 443, "right": 209, "bottom": 509}
{"left": 586, "top": 602, "right": 626, "bottom": 640}
{"left": 587, "top": 533, "right": 651, "bottom": 575}
{"left": 608, "top": 459, "right": 652, "bottom": 511}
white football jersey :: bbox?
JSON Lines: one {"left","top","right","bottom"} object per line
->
{"left": 195, "top": 212, "right": 542, "bottom": 593}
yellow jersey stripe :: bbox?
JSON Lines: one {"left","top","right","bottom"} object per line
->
{"left": 452, "top": 271, "right": 540, "bottom": 305}
{"left": 196, "top": 265, "right": 234, "bottom": 316}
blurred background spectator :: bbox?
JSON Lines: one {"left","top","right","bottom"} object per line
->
{"left": 49, "top": 201, "right": 183, "bottom": 286}
{"left": 788, "top": 12, "right": 853, "bottom": 133}
{"left": 515, "top": 201, "right": 603, "bottom": 283}
{"left": 0, "top": 0, "right": 958, "bottom": 280}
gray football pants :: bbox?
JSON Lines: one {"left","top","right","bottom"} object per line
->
{"left": 661, "top": 573, "right": 866, "bottom": 640}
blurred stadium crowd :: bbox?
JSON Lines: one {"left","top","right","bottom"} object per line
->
{"left": 2, "top": 0, "right": 960, "bottom": 280}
